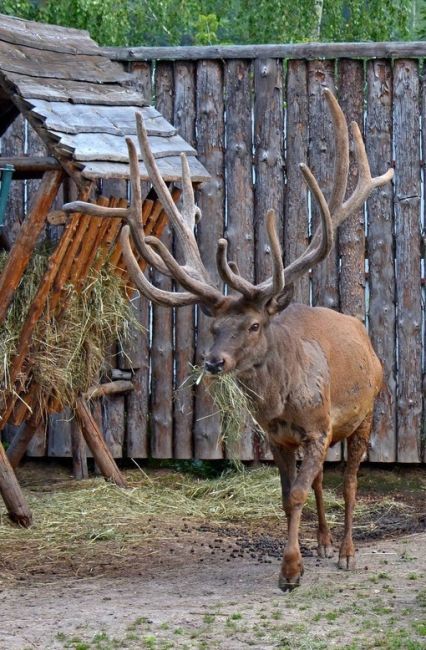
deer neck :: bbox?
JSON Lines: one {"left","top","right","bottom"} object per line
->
{"left": 237, "top": 320, "right": 305, "bottom": 421}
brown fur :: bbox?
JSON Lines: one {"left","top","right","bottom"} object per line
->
{"left": 205, "top": 300, "right": 383, "bottom": 590}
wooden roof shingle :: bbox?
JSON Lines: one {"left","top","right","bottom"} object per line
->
{"left": 0, "top": 14, "right": 209, "bottom": 182}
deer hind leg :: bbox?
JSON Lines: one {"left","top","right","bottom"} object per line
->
{"left": 339, "top": 414, "right": 372, "bottom": 570}
{"left": 279, "top": 430, "right": 330, "bottom": 592}
{"left": 312, "top": 468, "right": 333, "bottom": 558}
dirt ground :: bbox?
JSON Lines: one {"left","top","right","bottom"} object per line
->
{"left": 0, "top": 463, "right": 425, "bottom": 650}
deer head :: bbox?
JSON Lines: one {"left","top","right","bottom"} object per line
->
{"left": 63, "top": 89, "right": 393, "bottom": 379}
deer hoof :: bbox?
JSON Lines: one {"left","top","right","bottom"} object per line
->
{"left": 318, "top": 543, "right": 334, "bottom": 559}
{"left": 338, "top": 555, "right": 356, "bottom": 571}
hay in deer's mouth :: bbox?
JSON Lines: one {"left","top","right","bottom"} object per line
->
{"left": 0, "top": 250, "right": 143, "bottom": 415}
{"left": 180, "top": 366, "right": 265, "bottom": 461}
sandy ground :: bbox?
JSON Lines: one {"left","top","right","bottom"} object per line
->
{"left": 1, "top": 528, "right": 425, "bottom": 649}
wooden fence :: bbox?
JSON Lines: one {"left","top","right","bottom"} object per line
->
{"left": 1, "top": 43, "right": 425, "bottom": 463}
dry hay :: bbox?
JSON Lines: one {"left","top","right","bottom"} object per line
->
{"left": 0, "top": 465, "right": 413, "bottom": 583}
{"left": 179, "top": 366, "right": 264, "bottom": 461}
{"left": 0, "top": 249, "right": 143, "bottom": 413}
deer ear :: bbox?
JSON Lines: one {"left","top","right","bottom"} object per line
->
{"left": 265, "top": 285, "right": 294, "bottom": 315}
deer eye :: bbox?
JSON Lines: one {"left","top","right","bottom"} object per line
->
{"left": 249, "top": 322, "right": 260, "bottom": 332}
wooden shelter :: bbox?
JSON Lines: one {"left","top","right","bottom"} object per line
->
{"left": 0, "top": 13, "right": 209, "bottom": 526}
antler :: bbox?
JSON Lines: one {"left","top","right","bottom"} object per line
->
{"left": 63, "top": 115, "right": 225, "bottom": 311}
{"left": 63, "top": 89, "right": 393, "bottom": 315}
{"left": 216, "top": 88, "right": 393, "bottom": 308}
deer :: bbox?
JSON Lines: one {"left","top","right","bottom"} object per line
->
{"left": 63, "top": 89, "right": 394, "bottom": 591}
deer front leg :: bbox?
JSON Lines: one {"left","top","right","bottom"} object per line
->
{"left": 270, "top": 443, "right": 297, "bottom": 526}
{"left": 279, "top": 430, "right": 330, "bottom": 592}
{"left": 339, "top": 415, "right": 372, "bottom": 570}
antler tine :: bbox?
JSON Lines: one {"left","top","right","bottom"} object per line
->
{"left": 323, "top": 88, "right": 350, "bottom": 214}
{"left": 120, "top": 226, "right": 200, "bottom": 307}
{"left": 135, "top": 113, "right": 208, "bottom": 281}
{"left": 125, "top": 137, "right": 173, "bottom": 277}
{"left": 216, "top": 238, "right": 259, "bottom": 297}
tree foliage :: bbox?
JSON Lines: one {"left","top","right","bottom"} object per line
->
{"left": 0, "top": 0, "right": 419, "bottom": 46}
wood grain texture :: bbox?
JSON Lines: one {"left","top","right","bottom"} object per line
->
{"left": 0, "top": 114, "right": 25, "bottom": 249}
{"left": 194, "top": 60, "right": 225, "bottom": 459}
{"left": 124, "top": 61, "right": 152, "bottom": 459}
{"left": 366, "top": 60, "right": 397, "bottom": 463}
{"left": 393, "top": 60, "right": 422, "bottom": 463}
{"left": 80, "top": 156, "right": 209, "bottom": 181}
{"left": 150, "top": 62, "right": 174, "bottom": 459}
{"left": 173, "top": 61, "right": 196, "bottom": 459}
{"left": 224, "top": 59, "right": 255, "bottom": 461}
{"left": 338, "top": 60, "right": 365, "bottom": 322}
{"left": 0, "top": 40, "right": 130, "bottom": 83}
{"left": 284, "top": 60, "right": 310, "bottom": 305}
{"left": 2, "top": 72, "right": 147, "bottom": 105}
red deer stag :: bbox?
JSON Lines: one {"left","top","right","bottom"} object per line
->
{"left": 63, "top": 89, "right": 393, "bottom": 591}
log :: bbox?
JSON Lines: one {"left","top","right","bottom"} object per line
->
{"left": 366, "top": 60, "right": 397, "bottom": 463}
{"left": 71, "top": 419, "right": 88, "bottom": 480}
{"left": 393, "top": 60, "right": 422, "bottom": 463}
{"left": 338, "top": 59, "right": 365, "bottom": 321}
{"left": 194, "top": 60, "right": 225, "bottom": 459}
{"left": 0, "top": 156, "right": 61, "bottom": 179}
{"left": 6, "top": 409, "right": 42, "bottom": 469}
{"left": 74, "top": 397, "right": 127, "bottom": 487}
{"left": 254, "top": 58, "right": 284, "bottom": 461}
{"left": 224, "top": 59, "right": 255, "bottom": 461}
{"left": 150, "top": 62, "right": 174, "bottom": 459}
{"left": 0, "top": 442, "right": 32, "bottom": 526}
{"left": 173, "top": 60, "right": 196, "bottom": 459}
{"left": 84, "top": 380, "right": 134, "bottom": 400}
{"left": 0, "top": 115, "right": 25, "bottom": 250}
{"left": 106, "top": 42, "right": 426, "bottom": 62}
{"left": 0, "top": 169, "right": 64, "bottom": 325}
{"left": 284, "top": 60, "right": 309, "bottom": 305}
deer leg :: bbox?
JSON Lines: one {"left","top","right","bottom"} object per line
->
{"left": 279, "top": 430, "right": 330, "bottom": 592}
{"left": 312, "top": 468, "right": 333, "bottom": 558}
{"left": 338, "top": 414, "right": 372, "bottom": 570}
{"left": 270, "top": 444, "right": 297, "bottom": 526}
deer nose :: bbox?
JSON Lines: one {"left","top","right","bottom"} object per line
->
{"left": 204, "top": 358, "right": 225, "bottom": 375}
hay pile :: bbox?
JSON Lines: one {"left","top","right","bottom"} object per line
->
{"left": 0, "top": 249, "right": 142, "bottom": 412}
{"left": 180, "top": 366, "right": 264, "bottom": 459}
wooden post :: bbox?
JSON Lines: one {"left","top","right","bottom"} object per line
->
{"left": 0, "top": 169, "right": 64, "bottom": 325}
{"left": 74, "top": 397, "right": 127, "bottom": 488}
{"left": 6, "top": 409, "right": 42, "bottom": 469}
{"left": 285, "top": 60, "right": 310, "bottom": 305}
{"left": 194, "top": 59, "right": 225, "bottom": 459}
{"left": 366, "top": 60, "right": 397, "bottom": 463}
{"left": 173, "top": 60, "right": 196, "bottom": 459}
{"left": 0, "top": 443, "right": 32, "bottom": 526}
{"left": 393, "top": 60, "right": 422, "bottom": 463}
{"left": 71, "top": 419, "right": 89, "bottom": 480}
{"left": 224, "top": 58, "right": 255, "bottom": 461}
{"left": 150, "top": 62, "right": 174, "bottom": 459}
{"left": 338, "top": 59, "right": 365, "bottom": 322}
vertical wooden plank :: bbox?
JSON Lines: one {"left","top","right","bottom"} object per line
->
{"left": 285, "top": 60, "right": 310, "bottom": 305}
{"left": 48, "top": 410, "right": 72, "bottom": 457}
{"left": 422, "top": 63, "right": 426, "bottom": 464}
{"left": 173, "top": 61, "right": 196, "bottom": 459}
{"left": 125, "top": 61, "right": 152, "bottom": 459}
{"left": 224, "top": 59, "right": 255, "bottom": 461}
{"left": 307, "top": 60, "right": 341, "bottom": 462}
{"left": 366, "top": 60, "right": 397, "bottom": 463}
{"left": 150, "top": 62, "right": 174, "bottom": 458}
{"left": 254, "top": 58, "right": 284, "bottom": 461}
{"left": 0, "top": 115, "right": 25, "bottom": 248}
{"left": 254, "top": 59, "right": 284, "bottom": 283}
{"left": 338, "top": 59, "right": 365, "bottom": 321}
{"left": 102, "top": 395, "right": 125, "bottom": 458}
{"left": 194, "top": 60, "right": 225, "bottom": 459}
{"left": 393, "top": 60, "right": 422, "bottom": 463}
{"left": 308, "top": 60, "right": 339, "bottom": 311}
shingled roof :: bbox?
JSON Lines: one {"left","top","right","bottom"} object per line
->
{"left": 0, "top": 13, "right": 209, "bottom": 182}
